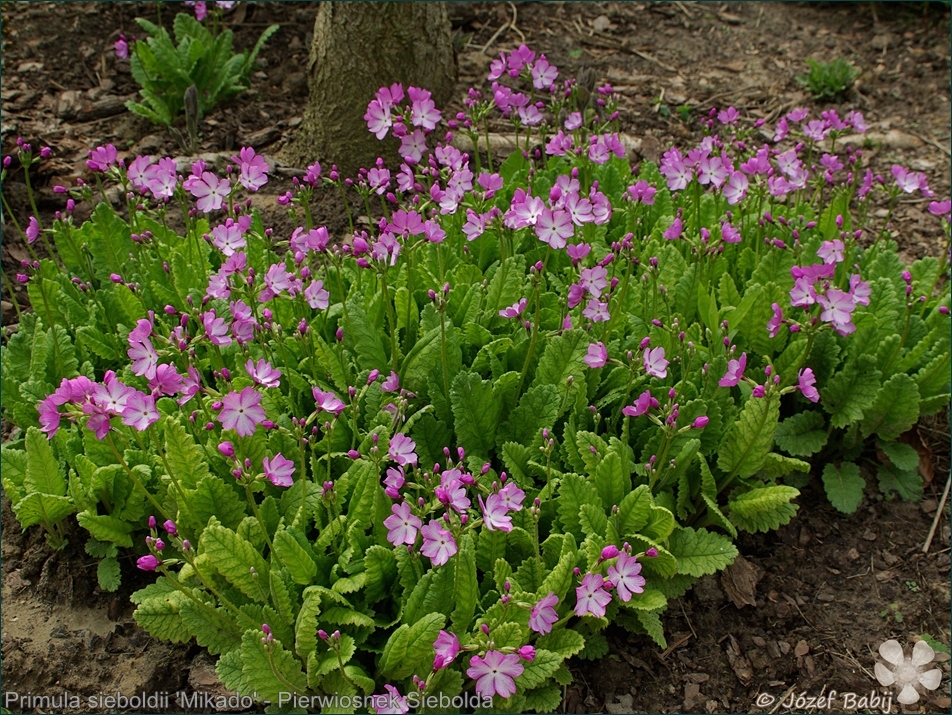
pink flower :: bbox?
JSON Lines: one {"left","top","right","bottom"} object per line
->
{"left": 623, "top": 390, "right": 657, "bottom": 418}
{"left": 849, "top": 275, "right": 871, "bottom": 306}
{"left": 219, "top": 387, "right": 267, "bottom": 437}
{"left": 574, "top": 572, "right": 612, "bottom": 617}
{"left": 189, "top": 171, "right": 230, "bottom": 213}
{"left": 643, "top": 347, "right": 669, "bottom": 379}
{"left": 25, "top": 216, "right": 39, "bottom": 244}
{"left": 584, "top": 341, "right": 608, "bottom": 369}
{"left": 384, "top": 501, "right": 421, "bottom": 546}
{"left": 816, "top": 288, "right": 856, "bottom": 336}
{"left": 717, "top": 106, "right": 739, "bottom": 125}
{"left": 817, "top": 239, "right": 845, "bottom": 265}
{"left": 137, "top": 555, "right": 160, "bottom": 571}
{"left": 579, "top": 266, "right": 608, "bottom": 298}
{"left": 789, "top": 276, "right": 817, "bottom": 308}
{"left": 381, "top": 371, "right": 401, "bottom": 393}
{"left": 693, "top": 416, "right": 710, "bottom": 429}
{"left": 478, "top": 493, "right": 512, "bottom": 532}
{"left": 263, "top": 453, "right": 295, "bottom": 487}
{"left": 399, "top": 129, "right": 428, "bottom": 164}
{"left": 499, "top": 298, "right": 527, "bottom": 319}
{"left": 83, "top": 403, "right": 112, "bottom": 440}
{"left": 928, "top": 200, "right": 952, "bottom": 220}
{"left": 436, "top": 474, "right": 471, "bottom": 513}
{"left": 798, "top": 368, "right": 820, "bottom": 403}
{"left": 421, "top": 520, "right": 458, "bottom": 566}
{"left": 467, "top": 651, "right": 524, "bottom": 700}
{"left": 86, "top": 144, "right": 118, "bottom": 172}
{"left": 408, "top": 86, "right": 441, "bottom": 131}
{"left": 38, "top": 397, "right": 62, "bottom": 437}
{"left": 127, "top": 338, "right": 158, "bottom": 379}
{"left": 719, "top": 353, "right": 747, "bottom": 387}
{"left": 720, "top": 220, "right": 741, "bottom": 244}
{"left": 529, "top": 592, "right": 559, "bottom": 634}
{"left": 383, "top": 466, "right": 405, "bottom": 499}
{"left": 433, "top": 630, "right": 461, "bottom": 670}
{"left": 304, "top": 280, "right": 330, "bottom": 310}
{"left": 149, "top": 363, "right": 184, "bottom": 396}
{"left": 202, "top": 310, "right": 232, "bottom": 347}
{"left": 246, "top": 359, "right": 281, "bottom": 388}
{"left": 626, "top": 180, "right": 657, "bottom": 205}
{"left": 365, "top": 99, "right": 393, "bottom": 139}
{"left": 121, "top": 391, "right": 160, "bottom": 431}
{"left": 313, "top": 387, "right": 346, "bottom": 416}
{"left": 372, "top": 685, "right": 408, "bottom": 715}
{"left": 210, "top": 221, "right": 246, "bottom": 256}
{"left": 662, "top": 217, "right": 683, "bottom": 240}
{"left": 115, "top": 35, "right": 129, "bottom": 60}
{"left": 498, "top": 481, "right": 525, "bottom": 512}
{"left": 582, "top": 298, "right": 610, "bottom": 323}
{"left": 389, "top": 433, "right": 418, "bottom": 467}
{"left": 607, "top": 552, "right": 646, "bottom": 602}
{"left": 752, "top": 384, "right": 766, "bottom": 398}
{"left": 93, "top": 375, "right": 135, "bottom": 415}
{"left": 233, "top": 147, "right": 269, "bottom": 191}
{"left": 767, "top": 303, "right": 784, "bottom": 338}
{"left": 531, "top": 55, "right": 558, "bottom": 90}
{"left": 535, "top": 208, "right": 574, "bottom": 249}
{"left": 722, "top": 171, "right": 749, "bottom": 205}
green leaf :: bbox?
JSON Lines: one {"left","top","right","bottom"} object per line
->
{"left": 877, "top": 464, "right": 923, "bottom": 502}
{"left": 523, "top": 685, "right": 563, "bottom": 713}
{"left": 634, "top": 610, "right": 667, "bottom": 648}
{"left": 499, "top": 384, "right": 561, "bottom": 447}
{"left": 344, "top": 294, "right": 389, "bottom": 371}
{"left": 579, "top": 503, "right": 608, "bottom": 538}
{"left": 12, "top": 492, "right": 74, "bottom": 531}
{"left": 189, "top": 475, "right": 246, "bottom": 530}
{"left": 76, "top": 511, "right": 133, "bottom": 547}
{"left": 378, "top": 613, "right": 445, "bottom": 680}
{"left": 578, "top": 633, "right": 609, "bottom": 660}
{"left": 273, "top": 528, "right": 318, "bottom": 585}
{"left": 774, "top": 411, "right": 828, "bottom": 457}
{"left": 96, "top": 556, "right": 122, "bottom": 592}
{"left": 668, "top": 527, "right": 738, "bottom": 576}
{"left": 403, "top": 563, "right": 455, "bottom": 625}
{"left": 822, "top": 462, "right": 865, "bottom": 513}
{"left": 451, "top": 534, "right": 477, "bottom": 632}
{"left": 861, "top": 373, "right": 920, "bottom": 441}
{"left": 717, "top": 395, "right": 779, "bottom": 479}
{"left": 880, "top": 442, "right": 919, "bottom": 472}
{"left": 616, "top": 485, "right": 651, "bottom": 535}
{"left": 642, "top": 505, "right": 676, "bottom": 542}
{"left": 450, "top": 371, "right": 501, "bottom": 461}
{"left": 535, "top": 630, "right": 586, "bottom": 659}
{"left": 531, "top": 330, "right": 588, "bottom": 405}
{"left": 179, "top": 598, "right": 242, "bottom": 655}
{"left": 25, "top": 426, "right": 66, "bottom": 496}
{"left": 200, "top": 518, "right": 270, "bottom": 602}
{"left": 516, "top": 649, "right": 562, "bottom": 689}
{"left": 823, "top": 355, "right": 881, "bottom": 428}
{"left": 133, "top": 589, "right": 192, "bottom": 643}
{"left": 593, "top": 451, "right": 629, "bottom": 508}
{"left": 728, "top": 486, "right": 799, "bottom": 533}
{"left": 238, "top": 630, "right": 308, "bottom": 702}
{"left": 557, "top": 473, "right": 602, "bottom": 541}
{"left": 163, "top": 417, "right": 210, "bottom": 490}
{"left": 539, "top": 544, "right": 578, "bottom": 601}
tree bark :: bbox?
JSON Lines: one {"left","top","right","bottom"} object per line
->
{"left": 281, "top": 2, "right": 457, "bottom": 176}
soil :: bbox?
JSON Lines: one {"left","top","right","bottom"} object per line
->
{"left": 1, "top": 2, "right": 950, "bottom": 713}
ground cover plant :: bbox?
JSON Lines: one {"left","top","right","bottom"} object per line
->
{"left": 1, "top": 41, "right": 949, "bottom": 713}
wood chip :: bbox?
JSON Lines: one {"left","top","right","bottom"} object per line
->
{"left": 794, "top": 640, "right": 810, "bottom": 657}
{"left": 721, "top": 554, "right": 763, "bottom": 608}
{"left": 725, "top": 635, "right": 753, "bottom": 685}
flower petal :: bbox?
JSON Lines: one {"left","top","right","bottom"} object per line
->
{"left": 897, "top": 683, "right": 920, "bottom": 705}
{"left": 874, "top": 663, "right": 895, "bottom": 686}
{"left": 917, "top": 668, "right": 942, "bottom": 691}
{"left": 911, "top": 639, "right": 935, "bottom": 667}
{"left": 879, "top": 639, "right": 904, "bottom": 666}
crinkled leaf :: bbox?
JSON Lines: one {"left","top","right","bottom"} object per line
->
{"left": 822, "top": 462, "right": 865, "bottom": 514}
{"left": 667, "top": 527, "right": 738, "bottom": 577}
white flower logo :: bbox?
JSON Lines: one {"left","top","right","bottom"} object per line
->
{"left": 874, "top": 639, "right": 943, "bottom": 704}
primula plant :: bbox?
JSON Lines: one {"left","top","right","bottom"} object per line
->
{"left": 2, "top": 43, "right": 949, "bottom": 712}
{"left": 121, "top": 2, "right": 277, "bottom": 135}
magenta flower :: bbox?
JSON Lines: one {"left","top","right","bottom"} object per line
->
{"left": 263, "top": 453, "right": 295, "bottom": 488}
{"left": 121, "top": 391, "right": 160, "bottom": 431}
{"left": 399, "top": 129, "right": 428, "bottom": 164}
{"left": 364, "top": 98, "right": 393, "bottom": 139}
{"left": 574, "top": 572, "right": 612, "bottom": 617}
{"left": 607, "top": 552, "right": 646, "bottom": 602}
{"left": 38, "top": 396, "right": 62, "bottom": 437}
{"left": 566, "top": 242, "right": 591, "bottom": 265}
{"left": 149, "top": 363, "right": 184, "bottom": 397}
{"left": 312, "top": 387, "right": 346, "bottom": 416}
{"left": 421, "top": 520, "right": 458, "bottom": 566}
{"left": 478, "top": 493, "right": 513, "bottom": 532}
{"left": 115, "top": 35, "right": 129, "bottom": 60}
{"left": 767, "top": 303, "right": 784, "bottom": 338}
{"left": 467, "top": 651, "right": 524, "bottom": 699}
{"left": 433, "top": 630, "right": 460, "bottom": 670}
{"left": 408, "top": 86, "right": 441, "bottom": 131}
{"left": 384, "top": 501, "right": 421, "bottom": 546}
{"left": 246, "top": 359, "right": 282, "bottom": 388}
{"left": 137, "top": 555, "right": 160, "bottom": 571}
{"left": 719, "top": 353, "right": 747, "bottom": 387}
{"left": 383, "top": 466, "right": 405, "bottom": 499}
{"left": 720, "top": 220, "right": 741, "bottom": 244}
{"left": 798, "top": 368, "right": 820, "bottom": 403}
{"left": 817, "top": 239, "right": 845, "bottom": 265}
{"left": 202, "top": 310, "right": 232, "bottom": 347}
{"left": 849, "top": 275, "right": 871, "bottom": 306}
{"left": 717, "top": 106, "right": 739, "bottom": 125}
{"left": 372, "top": 685, "right": 408, "bottom": 715}
{"left": 582, "top": 298, "right": 610, "bottom": 323}
{"left": 304, "top": 279, "right": 330, "bottom": 310}
{"left": 389, "top": 433, "right": 418, "bottom": 467}
{"left": 189, "top": 172, "right": 230, "bottom": 213}
{"left": 82, "top": 403, "right": 112, "bottom": 440}
{"left": 816, "top": 289, "right": 856, "bottom": 336}
{"left": 498, "top": 481, "right": 525, "bottom": 512}
{"left": 381, "top": 371, "right": 400, "bottom": 393}
{"left": 499, "top": 298, "right": 527, "bottom": 319}
{"left": 211, "top": 221, "right": 246, "bottom": 256}
{"left": 86, "top": 144, "right": 118, "bottom": 172}
{"left": 25, "top": 216, "right": 39, "bottom": 244}
{"left": 233, "top": 146, "right": 269, "bottom": 191}
{"left": 662, "top": 217, "right": 683, "bottom": 240}
{"left": 643, "top": 347, "right": 669, "bottom": 379}
{"left": 529, "top": 592, "right": 559, "bottom": 634}
{"left": 535, "top": 208, "right": 574, "bottom": 249}
{"left": 219, "top": 387, "right": 267, "bottom": 437}
{"left": 584, "top": 341, "right": 608, "bottom": 369}
{"left": 579, "top": 266, "right": 608, "bottom": 298}
{"left": 622, "top": 390, "right": 658, "bottom": 418}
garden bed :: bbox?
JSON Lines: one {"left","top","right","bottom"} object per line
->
{"left": 1, "top": 2, "right": 950, "bottom": 713}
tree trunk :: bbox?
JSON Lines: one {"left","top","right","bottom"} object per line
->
{"left": 281, "top": 2, "right": 457, "bottom": 176}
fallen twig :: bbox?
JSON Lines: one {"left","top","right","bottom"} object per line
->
{"left": 922, "top": 474, "right": 951, "bottom": 553}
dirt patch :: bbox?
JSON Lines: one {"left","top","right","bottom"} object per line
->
{"left": 2, "top": 2, "right": 950, "bottom": 713}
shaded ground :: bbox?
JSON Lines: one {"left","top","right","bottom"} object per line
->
{"left": 1, "top": 2, "right": 950, "bottom": 713}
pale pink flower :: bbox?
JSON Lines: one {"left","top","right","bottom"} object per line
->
{"left": 420, "top": 520, "right": 458, "bottom": 566}
{"left": 121, "top": 391, "right": 160, "bottom": 431}
{"left": 643, "top": 347, "right": 668, "bottom": 379}
{"left": 189, "top": 172, "right": 230, "bottom": 213}
{"left": 719, "top": 353, "right": 747, "bottom": 387}
{"left": 574, "top": 573, "right": 612, "bottom": 617}
{"left": 606, "top": 552, "right": 646, "bottom": 602}
{"left": 798, "top": 368, "right": 820, "bottom": 403}
{"left": 219, "top": 386, "right": 267, "bottom": 437}
{"left": 246, "top": 359, "right": 281, "bottom": 388}
{"left": 389, "top": 433, "right": 418, "bottom": 467}
{"left": 467, "top": 651, "right": 524, "bottom": 699}
{"left": 529, "top": 592, "right": 559, "bottom": 634}
{"left": 584, "top": 341, "right": 608, "bottom": 369}
{"left": 384, "top": 501, "right": 421, "bottom": 546}
{"left": 263, "top": 453, "right": 295, "bottom": 487}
